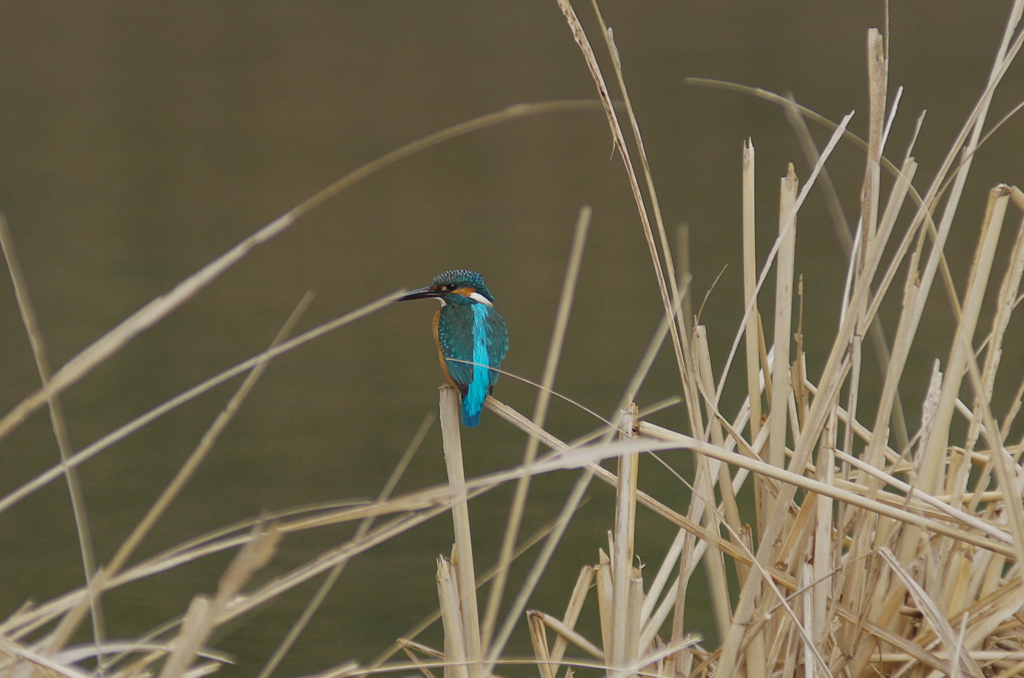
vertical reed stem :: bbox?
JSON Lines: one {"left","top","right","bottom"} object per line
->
{"left": 439, "top": 385, "right": 482, "bottom": 676}
{"left": 437, "top": 557, "right": 469, "bottom": 678}
{"left": 612, "top": 405, "right": 639, "bottom": 675}
{"left": 742, "top": 140, "right": 762, "bottom": 445}
{"left": 769, "top": 165, "right": 799, "bottom": 473}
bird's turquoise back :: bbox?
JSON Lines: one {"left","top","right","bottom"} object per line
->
{"left": 437, "top": 301, "right": 508, "bottom": 427}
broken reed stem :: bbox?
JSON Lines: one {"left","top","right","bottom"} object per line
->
{"left": 611, "top": 405, "right": 639, "bottom": 674}
{"left": 527, "top": 612, "right": 555, "bottom": 678}
{"left": 438, "top": 385, "right": 482, "bottom": 676}
{"left": 741, "top": 141, "right": 762, "bottom": 445}
{"left": 436, "top": 557, "right": 469, "bottom": 678}
{"left": 767, "top": 164, "right": 798, "bottom": 476}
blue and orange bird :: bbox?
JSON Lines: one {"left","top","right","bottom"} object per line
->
{"left": 399, "top": 270, "right": 509, "bottom": 427}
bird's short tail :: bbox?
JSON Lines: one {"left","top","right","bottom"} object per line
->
{"left": 461, "top": 366, "right": 490, "bottom": 427}
{"left": 461, "top": 401, "right": 482, "bottom": 427}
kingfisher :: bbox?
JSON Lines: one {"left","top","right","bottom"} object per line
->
{"left": 399, "top": 269, "right": 509, "bottom": 427}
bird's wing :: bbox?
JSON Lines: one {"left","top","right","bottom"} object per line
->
{"left": 485, "top": 309, "right": 508, "bottom": 390}
{"left": 437, "top": 306, "right": 477, "bottom": 393}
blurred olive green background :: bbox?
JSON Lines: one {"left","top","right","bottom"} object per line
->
{"left": 0, "top": 2, "right": 1022, "bottom": 675}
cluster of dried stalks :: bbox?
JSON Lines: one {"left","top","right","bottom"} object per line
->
{"left": 496, "top": 2, "right": 1024, "bottom": 678}
{"left": 2, "top": 2, "right": 1024, "bottom": 678}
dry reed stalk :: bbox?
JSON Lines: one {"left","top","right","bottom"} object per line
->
{"left": 481, "top": 198, "right": 692, "bottom": 674}
{"left": 676, "top": 226, "right": 694, "bottom": 348}
{"left": 852, "top": 155, "right": 918, "bottom": 466}
{"left": 840, "top": 55, "right": 1024, "bottom": 671}
{"left": 61, "top": 372, "right": 1024, "bottom": 675}
{"left": 879, "top": 547, "right": 984, "bottom": 677}
{"left": 159, "top": 522, "right": 280, "bottom": 678}
{"left": 136, "top": 494, "right": 458, "bottom": 631}
{"left": 530, "top": 610, "right": 605, "bottom": 662}
{"left": 525, "top": 566, "right": 598, "bottom": 677}
{"left": 482, "top": 441, "right": 595, "bottom": 676}
{"left": 670, "top": 524, "right": 698, "bottom": 677}
{"left": 640, "top": 550, "right": 683, "bottom": 651}
{"left": 486, "top": 402, "right": 779, "bottom": 574}
{"left": 696, "top": 329, "right": 740, "bottom": 543}
{"left": 481, "top": 391, "right": 1024, "bottom": 675}
{"left": 668, "top": 426, "right": 724, "bottom": 667}
{"left": 528, "top": 544, "right": 703, "bottom": 678}
{"left": 611, "top": 405, "right": 639, "bottom": 675}
{"left": 920, "top": 188, "right": 1010, "bottom": 497}
{"left": 768, "top": 165, "right": 798, "bottom": 473}
{"left": 813, "top": 413, "right": 834, "bottom": 654}
{"left": 965, "top": 210, "right": 1024, "bottom": 517}
{"left": 741, "top": 141, "right": 770, "bottom": 562}
{"left": 505, "top": 19, "right": 1023, "bottom": 664}
{"left": 397, "top": 639, "right": 442, "bottom": 678}
{"left": 393, "top": 647, "right": 438, "bottom": 678}
{"left": 642, "top": 531, "right": 686, "bottom": 630}
{"left": 782, "top": 88, "right": 914, "bottom": 454}
{"left": 596, "top": 550, "right": 614, "bottom": 662}
{"left": 0, "top": 214, "right": 105, "bottom": 673}
{"left": 438, "top": 386, "right": 482, "bottom": 675}
{"left": 554, "top": 0, "right": 704, "bottom": 442}
{"left": 638, "top": 423, "right": 1017, "bottom": 553}
{"left": 436, "top": 557, "right": 469, "bottom": 678}
{"left": 862, "top": 29, "right": 886, "bottom": 249}
{"left": 741, "top": 141, "right": 761, "bottom": 441}
{"left": 481, "top": 205, "right": 591, "bottom": 653}
{"left": 0, "top": 634, "right": 93, "bottom": 678}
{"left": 33, "top": 431, "right": 633, "bottom": 599}
{"left": 692, "top": 330, "right": 732, "bottom": 641}
{"left": 5, "top": 430, "right": 480, "bottom": 638}
{"left": 365, "top": 524, "right": 556, "bottom": 677}
{"left": 625, "top": 567, "right": 643, "bottom": 673}
{"left": 831, "top": 34, "right": 889, "bottom": 651}
{"left": 713, "top": 110, "right": 853, "bottom": 419}
{"left": 527, "top": 612, "right": 555, "bottom": 678}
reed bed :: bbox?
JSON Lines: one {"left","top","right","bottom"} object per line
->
{"left": 2, "top": 2, "right": 1024, "bottom": 678}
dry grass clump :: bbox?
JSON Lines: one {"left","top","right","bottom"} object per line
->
{"left": 500, "top": 3, "right": 1024, "bottom": 677}
{"left": 1, "top": 2, "right": 1024, "bottom": 678}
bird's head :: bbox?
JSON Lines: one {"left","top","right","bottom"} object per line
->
{"left": 399, "top": 269, "right": 496, "bottom": 307}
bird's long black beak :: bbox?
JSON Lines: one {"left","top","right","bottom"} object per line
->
{"left": 398, "top": 286, "right": 442, "bottom": 302}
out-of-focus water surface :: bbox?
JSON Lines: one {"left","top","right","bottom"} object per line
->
{"left": 0, "top": 2, "right": 1021, "bottom": 675}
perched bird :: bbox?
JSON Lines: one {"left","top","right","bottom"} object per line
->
{"left": 399, "top": 270, "right": 509, "bottom": 427}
